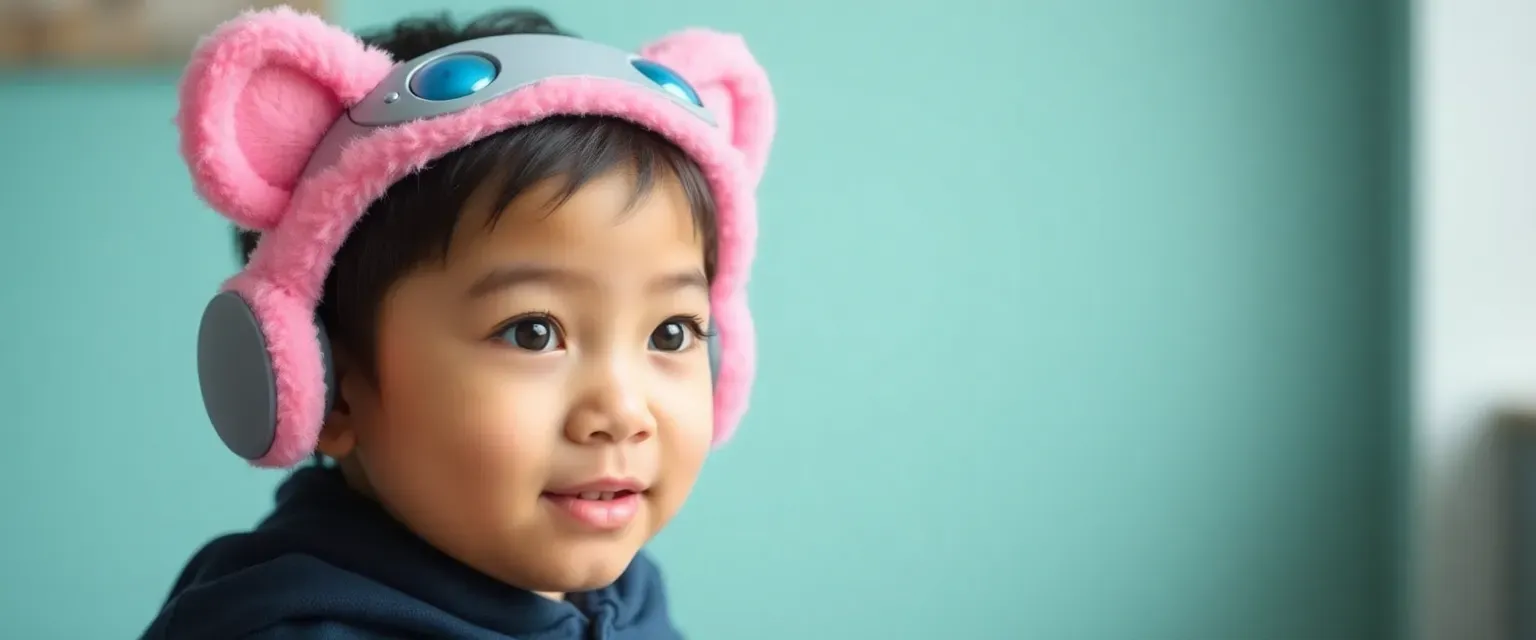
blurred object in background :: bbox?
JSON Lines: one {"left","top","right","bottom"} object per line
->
{"left": 1504, "top": 407, "right": 1536, "bottom": 640}
{"left": 0, "top": 0, "right": 327, "bottom": 66}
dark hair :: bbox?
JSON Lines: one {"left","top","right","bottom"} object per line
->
{"left": 236, "top": 9, "right": 716, "bottom": 378}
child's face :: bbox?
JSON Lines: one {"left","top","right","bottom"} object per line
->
{"left": 323, "top": 168, "right": 715, "bottom": 596}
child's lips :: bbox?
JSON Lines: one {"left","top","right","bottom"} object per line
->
{"left": 543, "top": 477, "right": 648, "bottom": 496}
{"left": 541, "top": 491, "right": 643, "bottom": 531}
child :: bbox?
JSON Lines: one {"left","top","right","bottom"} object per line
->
{"left": 141, "top": 5, "right": 774, "bottom": 639}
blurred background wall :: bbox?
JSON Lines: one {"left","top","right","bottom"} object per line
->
{"left": 1411, "top": 0, "right": 1536, "bottom": 638}
{"left": 0, "top": 0, "right": 1521, "bottom": 638}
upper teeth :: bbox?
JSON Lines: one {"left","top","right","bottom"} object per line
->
{"left": 579, "top": 492, "right": 617, "bottom": 501}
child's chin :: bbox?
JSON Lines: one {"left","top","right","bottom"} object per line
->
{"left": 499, "top": 542, "right": 641, "bottom": 594}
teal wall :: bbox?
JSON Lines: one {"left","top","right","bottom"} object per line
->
{"left": 0, "top": 1, "right": 1400, "bottom": 638}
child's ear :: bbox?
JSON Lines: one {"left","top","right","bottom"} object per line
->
{"left": 316, "top": 421, "right": 357, "bottom": 459}
{"left": 639, "top": 30, "right": 777, "bottom": 186}
{"left": 316, "top": 350, "right": 360, "bottom": 459}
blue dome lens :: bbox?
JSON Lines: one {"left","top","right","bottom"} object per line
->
{"left": 632, "top": 59, "right": 702, "bottom": 107}
{"left": 409, "top": 54, "right": 499, "bottom": 102}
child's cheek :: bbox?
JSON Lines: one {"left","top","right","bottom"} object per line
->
{"left": 373, "top": 327, "right": 557, "bottom": 499}
{"left": 450, "top": 369, "right": 563, "bottom": 470}
{"left": 412, "top": 357, "right": 563, "bottom": 487}
{"left": 654, "top": 371, "right": 715, "bottom": 508}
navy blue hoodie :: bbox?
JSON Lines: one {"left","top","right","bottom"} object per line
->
{"left": 140, "top": 466, "right": 683, "bottom": 639}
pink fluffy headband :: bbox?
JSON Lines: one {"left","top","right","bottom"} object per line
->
{"left": 178, "top": 7, "right": 775, "bottom": 468}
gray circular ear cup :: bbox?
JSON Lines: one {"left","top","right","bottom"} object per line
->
{"left": 707, "top": 329, "right": 721, "bottom": 385}
{"left": 316, "top": 320, "right": 337, "bottom": 416}
{"left": 197, "top": 292, "right": 277, "bottom": 460}
{"left": 197, "top": 291, "right": 337, "bottom": 461}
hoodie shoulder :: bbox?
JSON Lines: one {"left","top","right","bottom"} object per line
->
{"left": 140, "top": 469, "right": 680, "bottom": 639}
{"left": 142, "top": 551, "right": 478, "bottom": 639}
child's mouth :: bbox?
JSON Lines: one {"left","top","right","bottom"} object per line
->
{"left": 540, "top": 478, "right": 648, "bottom": 530}
{"left": 560, "top": 489, "right": 637, "bottom": 501}
{"left": 541, "top": 490, "right": 643, "bottom": 530}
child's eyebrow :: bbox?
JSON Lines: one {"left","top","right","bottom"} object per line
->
{"left": 650, "top": 270, "right": 709, "bottom": 294}
{"left": 465, "top": 264, "right": 708, "bottom": 299}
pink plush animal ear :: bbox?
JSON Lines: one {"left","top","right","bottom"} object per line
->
{"left": 640, "top": 30, "right": 777, "bottom": 185}
{"left": 176, "top": 7, "right": 394, "bottom": 231}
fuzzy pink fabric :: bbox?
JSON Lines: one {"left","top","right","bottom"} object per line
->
{"left": 177, "top": 9, "right": 394, "bottom": 231}
{"left": 177, "top": 7, "right": 776, "bottom": 468}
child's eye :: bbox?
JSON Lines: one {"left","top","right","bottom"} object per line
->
{"left": 495, "top": 315, "right": 564, "bottom": 352}
{"left": 648, "top": 316, "right": 705, "bottom": 353}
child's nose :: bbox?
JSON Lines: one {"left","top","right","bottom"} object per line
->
{"left": 562, "top": 370, "right": 656, "bottom": 445}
